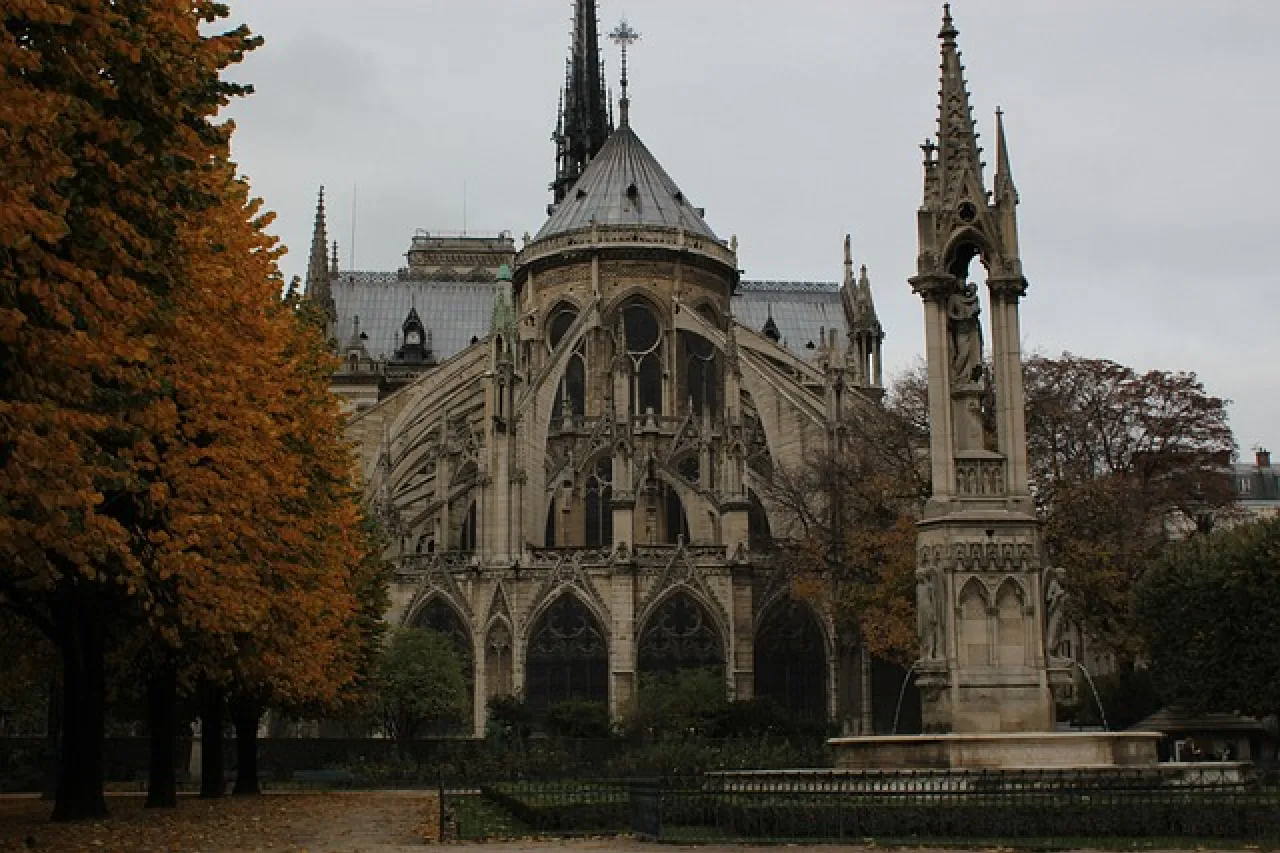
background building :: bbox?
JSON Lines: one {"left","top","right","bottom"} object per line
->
{"left": 303, "top": 2, "right": 1023, "bottom": 737}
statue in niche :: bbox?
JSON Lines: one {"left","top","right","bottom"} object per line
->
{"left": 1043, "top": 567, "right": 1068, "bottom": 661}
{"left": 916, "top": 569, "right": 943, "bottom": 660}
{"left": 947, "top": 281, "right": 984, "bottom": 385}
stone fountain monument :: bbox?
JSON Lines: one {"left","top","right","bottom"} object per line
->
{"left": 829, "top": 5, "right": 1158, "bottom": 770}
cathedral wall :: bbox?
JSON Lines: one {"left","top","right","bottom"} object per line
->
{"left": 359, "top": 236, "right": 869, "bottom": 736}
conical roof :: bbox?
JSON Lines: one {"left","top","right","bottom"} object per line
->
{"left": 535, "top": 122, "right": 718, "bottom": 241}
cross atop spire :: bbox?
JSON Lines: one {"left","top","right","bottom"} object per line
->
{"left": 551, "top": 0, "right": 613, "bottom": 204}
{"left": 940, "top": 2, "right": 958, "bottom": 43}
{"left": 609, "top": 17, "right": 641, "bottom": 126}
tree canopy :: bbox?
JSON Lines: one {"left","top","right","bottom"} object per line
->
{"left": 1134, "top": 519, "right": 1280, "bottom": 721}
{"left": 1025, "top": 354, "right": 1235, "bottom": 664}
{"left": 1, "top": 0, "right": 385, "bottom": 819}
{"left": 767, "top": 352, "right": 1235, "bottom": 670}
{"left": 763, "top": 380, "right": 928, "bottom": 664}
{"left": 373, "top": 628, "right": 469, "bottom": 743}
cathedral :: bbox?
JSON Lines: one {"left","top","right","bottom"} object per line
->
{"left": 304, "top": 2, "right": 1036, "bottom": 736}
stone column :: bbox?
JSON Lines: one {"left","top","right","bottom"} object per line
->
{"left": 609, "top": 567, "right": 637, "bottom": 720}
{"left": 730, "top": 565, "right": 754, "bottom": 700}
{"left": 911, "top": 276, "right": 957, "bottom": 503}
{"left": 988, "top": 278, "right": 1030, "bottom": 499}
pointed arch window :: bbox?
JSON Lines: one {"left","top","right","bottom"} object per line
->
{"left": 679, "top": 331, "right": 718, "bottom": 415}
{"left": 548, "top": 303, "right": 579, "bottom": 350}
{"left": 458, "top": 500, "right": 478, "bottom": 554}
{"left": 638, "top": 590, "right": 723, "bottom": 676}
{"left": 621, "top": 299, "right": 663, "bottom": 416}
{"left": 584, "top": 456, "right": 613, "bottom": 548}
{"left": 525, "top": 594, "right": 609, "bottom": 712}
{"left": 754, "top": 599, "right": 827, "bottom": 721}
{"left": 553, "top": 353, "right": 586, "bottom": 422}
{"left": 413, "top": 598, "right": 474, "bottom": 732}
{"left": 661, "top": 482, "right": 690, "bottom": 545}
{"left": 485, "top": 621, "right": 514, "bottom": 700}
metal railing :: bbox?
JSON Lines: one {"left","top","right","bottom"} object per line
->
{"left": 631, "top": 767, "right": 1280, "bottom": 842}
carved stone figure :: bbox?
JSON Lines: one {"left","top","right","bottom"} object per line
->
{"left": 916, "top": 568, "right": 942, "bottom": 659}
{"left": 1043, "top": 567, "right": 1068, "bottom": 660}
{"left": 946, "top": 281, "right": 983, "bottom": 384}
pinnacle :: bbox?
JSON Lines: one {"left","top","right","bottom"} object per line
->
{"left": 940, "top": 3, "right": 958, "bottom": 42}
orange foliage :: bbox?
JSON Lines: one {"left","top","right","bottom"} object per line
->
{"left": 1, "top": 0, "right": 384, "bottom": 817}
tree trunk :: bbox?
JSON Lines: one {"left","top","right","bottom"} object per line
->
{"left": 145, "top": 667, "right": 178, "bottom": 808}
{"left": 50, "top": 588, "right": 109, "bottom": 822}
{"left": 42, "top": 670, "right": 62, "bottom": 801}
{"left": 231, "top": 701, "right": 261, "bottom": 795}
{"left": 199, "top": 685, "right": 225, "bottom": 799}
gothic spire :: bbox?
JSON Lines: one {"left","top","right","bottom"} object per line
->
{"left": 994, "top": 107, "right": 1018, "bottom": 205}
{"left": 551, "top": 0, "right": 613, "bottom": 204}
{"left": 856, "top": 265, "right": 881, "bottom": 330}
{"left": 305, "top": 186, "right": 330, "bottom": 298}
{"left": 933, "top": 3, "right": 985, "bottom": 202}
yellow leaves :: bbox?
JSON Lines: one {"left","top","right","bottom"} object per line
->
{"left": 0, "top": 791, "right": 438, "bottom": 852}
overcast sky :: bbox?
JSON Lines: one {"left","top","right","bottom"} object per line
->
{"left": 222, "top": 1, "right": 1279, "bottom": 456}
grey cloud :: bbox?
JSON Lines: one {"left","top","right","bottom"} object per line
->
{"left": 219, "top": 0, "right": 1280, "bottom": 451}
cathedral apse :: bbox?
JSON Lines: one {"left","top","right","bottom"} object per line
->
{"left": 310, "top": 1, "right": 920, "bottom": 736}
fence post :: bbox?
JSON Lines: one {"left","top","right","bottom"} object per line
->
{"left": 437, "top": 767, "right": 446, "bottom": 842}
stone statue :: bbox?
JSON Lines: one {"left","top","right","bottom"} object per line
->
{"left": 947, "top": 281, "right": 983, "bottom": 385}
{"left": 1043, "top": 567, "right": 1068, "bottom": 660}
{"left": 916, "top": 568, "right": 942, "bottom": 659}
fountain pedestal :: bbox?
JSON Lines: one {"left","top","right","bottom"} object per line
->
{"left": 829, "top": 731, "right": 1161, "bottom": 770}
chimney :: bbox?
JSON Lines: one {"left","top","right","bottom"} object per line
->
{"left": 1258, "top": 448, "right": 1271, "bottom": 469}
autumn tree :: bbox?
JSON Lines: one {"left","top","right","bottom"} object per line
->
{"left": 2, "top": 0, "right": 388, "bottom": 818}
{"left": 0, "top": 0, "right": 260, "bottom": 820}
{"left": 1134, "top": 519, "right": 1280, "bottom": 722}
{"left": 762, "top": 378, "right": 928, "bottom": 663}
{"left": 1024, "top": 354, "right": 1235, "bottom": 666}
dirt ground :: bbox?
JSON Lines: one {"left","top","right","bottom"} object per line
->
{"left": 0, "top": 791, "right": 438, "bottom": 853}
{"left": 0, "top": 793, "right": 1251, "bottom": 853}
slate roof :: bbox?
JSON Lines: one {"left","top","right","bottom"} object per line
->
{"left": 536, "top": 122, "right": 719, "bottom": 242}
{"left": 331, "top": 273, "right": 496, "bottom": 362}
{"left": 330, "top": 276, "right": 852, "bottom": 365}
{"left": 733, "top": 280, "right": 849, "bottom": 352}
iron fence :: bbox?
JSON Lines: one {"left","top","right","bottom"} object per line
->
{"left": 480, "top": 778, "right": 632, "bottom": 834}
{"left": 634, "top": 767, "right": 1280, "bottom": 842}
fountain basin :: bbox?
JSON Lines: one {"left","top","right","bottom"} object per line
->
{"left": 828, "top": 731, "right": 1162, "bottom": 770}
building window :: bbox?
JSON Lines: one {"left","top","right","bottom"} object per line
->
{"left": 548, "top": 303, "right": 578, "bottom": 350}
{"left": 637, "top": 591, "right": 723, "bottom": 677}
{"left": 554, "top": 353, "right": 586, "bottom": 421}
{"left": 754, "top": 599, "right": 827, "bottom": 721}
{"left": 459, "top": 500, "right": 478, "bottom": 554}
{"left": 584, "top": 457, "right": 613, "bottom": 548}
{"left": 1240, "top": 477, "right": 1253, "bottom": 494}
{"left": 621, "top": 299, "right": 663, "bottom": 416}
{"left": 412, "top": 598, "right": 474, "bottom": 732}
{"left": 525, "top": 594, "right": 608, "bottom": 713}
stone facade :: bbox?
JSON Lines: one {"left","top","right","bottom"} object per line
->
{"left": 342, "top": 199, "right": 888, "bottom": 734}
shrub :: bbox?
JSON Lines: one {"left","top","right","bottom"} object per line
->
{"left": 543, "top": 701, "right": 611, "bottom": 738}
